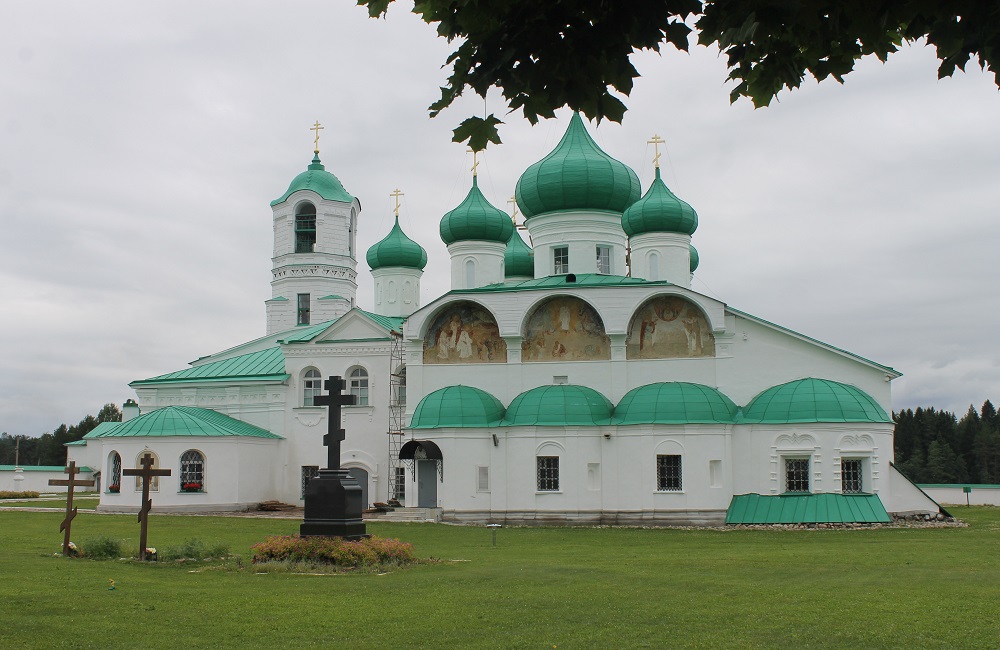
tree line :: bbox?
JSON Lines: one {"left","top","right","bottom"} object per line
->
{"left": 0, "top": 403, "right": 121, "bottom": 467}
{"left": 894, "top": 401, "right": 1000, "bottom": 484}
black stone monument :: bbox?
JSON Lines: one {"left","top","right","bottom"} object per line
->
{"left": 300, "top": 376, "right": 369, "bottom": 540}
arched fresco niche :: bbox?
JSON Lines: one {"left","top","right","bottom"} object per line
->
{"left": 522, "top": 296, "right": 610, "bottom": 362}
{"left": 423, "top": 301, "right": 507, "bottom": 364}
{"left": 626, "top": 295, "right": 715, "bottom": 359}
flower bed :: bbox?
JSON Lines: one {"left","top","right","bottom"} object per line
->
{"left": 250, "top": 535, "right": 417, "bottom": 569}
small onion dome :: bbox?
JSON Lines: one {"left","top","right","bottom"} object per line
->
{"left": 612, "top": 382, "right": 738, "bottom": 424}
{"left": 271, "top": 153, "right": 353, "bottom": 206}
{"left": 739, "top": 378, "right": 892, "bottom": 424}
{"left": 504, "top": 229, "right": 534, "bottom": 277}
{"left": 690, "top": 244, "right": 700, "bottom": 273}
{"left": 439, "top": 176, "right": 514, "bottom": 245}
{"left": 502, "top": 384, "right": 613, "bottom": 426}
{"left": 366, "top": 217, "right": 428, "bottom": 270}
{"left": 410, "top": 385, "right": 505, "bottom": 428}
{"left": 621, "top": 167, "right": 698, "bottom": 237}
{"left": 515, "top": 112, "right": 641, "bottom": 219}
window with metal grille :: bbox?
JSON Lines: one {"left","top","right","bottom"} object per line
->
{"left": 842, "top": 459, "right": 864, "bottom": 494}
{"left": 109, "top": 452, "right": 121, "bottom": 492}
{"left": 536, "top": 456, "right": 559, "bottom": 491}
{"left": 180, "top": 450, "right": 205, "bottom": 491}
{"left": 295, "top": 203, "right": 316, "bottom": 253}
{"left": 477, "top": 466, "right": 490, "bottom": 492}
{"left": 656, "top": 454, "right": 682, "bottom": 491}
{"left": 553, "top": 246, "right": 569, "bottom": 274}
{"left": 301, "top": 465, "right": 320, "bottom": 498}
{"left": 785, "top": 458, "right": 810, "bottom": 493}
{"left": 596, "top": 246, "right": 611, "bottom": 274}
{"left": 393, "top": 466, "right": 406, "bottom": 501}
{"left": 297, "top": 293, "right": 311, "bottom": 325}
{"left": 349, "top": 367, "right": 369, "bottom": 405}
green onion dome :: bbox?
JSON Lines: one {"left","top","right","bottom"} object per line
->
{"left": 440, "top": 176, "right": 514, "bottom": 245}
{"left": 502, "top": 384, "right": 613, "bottom": 426}
{"left": 612, "top": 382, "right": 738, "bottom": 424}
{"left": 504, "top": 229, "right": 534, "bottom": 277}
{"left": 410, "top": 385, "right": 506, "bottom": 428}
{"left": 271, "top": 153, "right": 353, "bottom": 206}
{"left": 367, "top": 217, "right": 428, "bottom": 270}
{"left": 515, "top": 112, "right": 641, "bottom": 219}
{"left": 690, "top": 244, "right": 700, "bottom": 273}
{"left": 739, "top": 378, "right": 891, "bottom": 424}
{"left": 621, "top": 167, "right": 698, "bottom": 236}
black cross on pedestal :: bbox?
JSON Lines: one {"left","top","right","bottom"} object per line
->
{"left": 123, "top": 453, "right": 171, "bottom": 560}
{"left": 312, "top": 376, "right": 357, "bottom": 470}
{"left": 48, "top": 461, "right": 95, "bottom": 556}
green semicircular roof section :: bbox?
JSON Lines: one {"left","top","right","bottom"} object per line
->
{"left": 440, "top": 176, "right": 514, "bottom": 245}
{"left": 504, "top": 229, "right": 534, "bottom": 277}
{"left": 515, "top": 112, "right": 641, "bottom": 219}
{"left": 622, "top": 167, "right": 698, "bottom": 237}
{"left": 131, "top": 346, "right": 287, "bottom": 386}
{"left": 739, "top": 378, "right": 891, "bottom": 424}
{"left": 83, "top": 406, "right": 283, "bottom": 439}
{"left": 502, "top": 384, "right": 613, "bottom": 426}
{"left": 271, "top": 153, "right": 353, "bottom": 206}
{"left": 367, "top": 217, "right": 428, "bottom": 270}
{"left": 409, "top": 385, "right": 506, "bottom": 428}
{"left": 613, "top": 382, "right": 738, "bottom": 424}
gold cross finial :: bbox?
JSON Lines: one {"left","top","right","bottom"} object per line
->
{"left": 310, "top": 121, "right": 325, "bottom": 154}
{"left": 390, "top": 189, "right": 404, "bottom": 217}
{"left": 508, "top": 195, "right": 519, "bottom": 223}
{"left": 468, "top": 147, "right": 480, "bottom": 177}
{"left": 648, "top": 133, "right": 665, "bottom": 169}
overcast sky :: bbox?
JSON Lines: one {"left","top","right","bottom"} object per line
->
{"left": 3, "top": 1, "right": 999, "bottom": 436}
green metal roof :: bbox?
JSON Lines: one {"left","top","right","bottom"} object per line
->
{"left": 515, "top": 112, "right": 640, "bottom": 219}
{"left": 622, "top": 167, "right": 698, "bottom": 237}
{"left": 689, "top": 244, "right": 699, "bottom": 273}
{"left": 440, "top": 176, "right": 515, "bottom": 245}
{"left": 83, "top": 406, "right": 283, "bottom": 439}
{"left": 726, "top": 493, "right": 890, "bottom": 524}
{"left": 613, "top": 382, "right": 738, "bottom": 424}
{"left": 504, "top": 229, "right": 534, "bottom": 277}
{"left": 0, "top": 465, "right": 94, "bottom": 472}
{"left": 132, "top": 346, "right": 288, "bottom": 386}
{"left": 318, "top": 294, "right": 347, "bottom": 300}
{"left": 356, "top": 309, "right": 405, "bottom": 334}
{"left": 270, "top": 153, "right": 353, "bottom": 206}
{"left": 83, "top": 422, "right": 124, "bottom": 438}
{"left": 367, "top": 217, "right": 428, "bottom": 270}
{"left": 280, "top": 318, "right": 341, "bottom": 343}
{"left": 739, "top": 378, "right": 891, "bottom": 424}
{"left": 64, "top": 440, "right": 88, "bottom": 446}
{"left": 458, "top": 273, "right": 667, "bottom": 294}
{"left": 502, "top": 384, "right": 613, "bottom": 426}
{"left": 410, "top": 385, "right": 506, "bottom": 429}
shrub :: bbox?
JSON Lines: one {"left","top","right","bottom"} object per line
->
{"left": 80, "top": 536, "right": 126, "bottom": 560}
{"left": 0, "top": 491, "right": 40, "bottom": 499}
{"left": 160, "top": 538, "right": 230, "bottom": 561}
{"left": 250, "top": 535, "right": 416, "bottom": 569}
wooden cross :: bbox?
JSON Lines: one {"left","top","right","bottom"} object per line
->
{"left": 390, "top": 188, "right": 404, "bottom": 217}
{"left": 313, "top": 376, "right": 357, "bottom": 470}
{"left": 648, "top": 133, "right": 665, "bottom": 169}
{"left": 310, "top": 120, "right": 324, "bottom": 153}
{"left": 468, "top": 147, "right": 480, "bottom": 176}
{"left": 123, "top": 453, "right": 171, "bottom": 561}
{"left": 48, "top": 461, "right": 95, "bottom": 556}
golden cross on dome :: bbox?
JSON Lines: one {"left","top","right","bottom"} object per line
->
{"left": 508, "top": 195, "right": 519, "bottom": 222}
{"left": 310, "top": 121, "right": 325, "bottom": 153}
{"left": 390, "top": 189, "right": 404, "bottom": 217}
{"left": 468, "top": 147, "right": 480, "bottom": 177}
{"left": 648, "top": 133, "right": 666, "bottom": 169}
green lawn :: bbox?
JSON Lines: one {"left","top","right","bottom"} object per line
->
{"left": 2, "top": 508, "right": 999, "bottom": 649}
{"left": 0, "top": 498, "right": 100, "bottom": 509}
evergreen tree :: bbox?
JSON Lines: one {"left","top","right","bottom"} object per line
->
{"left": 982, "top": 400, "right": 997, "bottom": 427}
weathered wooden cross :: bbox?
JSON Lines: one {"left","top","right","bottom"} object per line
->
{"left": 48, "top": 461, "right": 95, "bottom": 556}
{"left": 123, "top": 453, "right": 171, "bottom": 561}
{"left": 312, "top": 376, "right": 356, "bottom": 470}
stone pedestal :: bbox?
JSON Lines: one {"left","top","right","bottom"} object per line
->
{"left": 299, "top": 469, "right": 369, "bottom": 540}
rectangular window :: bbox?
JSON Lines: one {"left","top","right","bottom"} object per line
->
{"left": 656, "top": 455, "right": 683, "bottom": 491}
{"left": 297, "top": 293, "right": 311, "bottom": 325}
{"left": 301, "top": 465, "right": 320, "bottom": 498}
{"left": 536, "top": 456, "right": 560, "bottom": 491}
{"left": 709, "top": 459, "right": 722, "bottom": 488}
{"left": 596, "top": 246, "right": 611, "bottom": 274}
{"left": 785, "top": 458, "right": 810, "bottom": 493}
{"left": 842, "top": 459, "right": 864, "bottom": 494}
{"left": 553, "top": 246, "right": 569, "bottom": 274}
{"left": 393, "top": 466, "right": 406, "bottom": 501}
{"left": 477, "top": 466, "right": 490, "bottom": 492}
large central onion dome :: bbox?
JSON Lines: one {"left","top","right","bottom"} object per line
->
{"left": 515, "top": 112, "right": 641, "bottom": 219}
{"left": 621, "top": 167, "right": 698, "bottom": 237}
{"left": 367, "top": 217, "right": 427, "bottom": 270}
{"left": 440, "top": 176, "right": 514, "bottom": 245}
{"left": 271, "top": 153, "right": 353, "bottom": 206}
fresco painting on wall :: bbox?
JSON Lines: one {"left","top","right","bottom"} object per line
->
{"left": 626, "top": 296, "right": 715, "bottom": 359}
{"left": 522, "top": 297, "right": 610, "bottom": 361}
{"left": 423, "top": 302, "right": 507, "bottom": 364}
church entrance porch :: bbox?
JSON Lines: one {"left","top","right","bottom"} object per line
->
{"left": 417, "top": 460, "right": 438, "bottom": 508}
{"left": 399, "top": 439, "right": 443, "bottom": 508}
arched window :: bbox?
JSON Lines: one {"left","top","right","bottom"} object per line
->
{"left": 108, "top": 452, "right": 122, "bottom": 493}
{"left": 303, "top": 368, "right": 322, "bottom": 406}
{"left": 395, "top": 366, "right": 406, "bottom": 406}
{"left": 465, "top": 259, "right": 476, "bottom": 288}
{"left": 180, "top": 450, "right": 205, "bottom": 492}
{"left": 295, "top": 202, "right": 317, "bottom": 253}
{"left": 134, "top": 451, "right": 160, "bottom": 492}
{"left": 349, "top": 367, "right": 369, "bottom": 406}
{"left": 648, "top": 252, "right": 660, "bottom": 281}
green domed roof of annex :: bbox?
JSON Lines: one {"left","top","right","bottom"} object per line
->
{"left": 410, "top": 385, "right": 505, "bottom": 428}
{"left": 502, "top": 384, "right": 613, "bottom": 426}
{"left": 504, "top": 229, "right": 534, "bottom": 277}
{"left": 613, "top": 382, "right": 738, "bottom": 424}
{"left": 367, "top": 217, "right": 427, "bottom": 270}
{"left": 440, "top": 176, "right": 514, "bottom": 245}
{"left": 622, "top": 167, "right": 698, "bottom": 236}
{"left": 271, "top": 153, "right": 354, "bottom": 206}
{"left": 690, "top": 244, "right": 700, "bottom": 272}
{"left": 515, "top": 112, "right": 641, "bottom": 219}
{"left": 739, "top": 378, "right": 891, "bottom": 424}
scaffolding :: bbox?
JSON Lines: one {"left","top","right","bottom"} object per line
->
{"left": 387, "top": 330, "right": 407, "bottom": 502}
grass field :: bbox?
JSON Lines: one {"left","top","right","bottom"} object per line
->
{"left": 2, "top": 508, "right": 999, "bottom": 649}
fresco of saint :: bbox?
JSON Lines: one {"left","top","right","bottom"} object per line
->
{"left": 423, "top": 302, "right": 507, "bottom": 364}
{"left": 626, "top": 296, "right": 715, "bottom": 359}
{"left": 522, "top": 297, "right": 610, "bottom": 362}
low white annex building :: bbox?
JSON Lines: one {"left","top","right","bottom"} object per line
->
{"left": 69, "top": 114, "right": 941, "bottom": 525}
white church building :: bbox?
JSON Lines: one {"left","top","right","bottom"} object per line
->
{"left": 70, "top": 114, "right": 941, "bottom": 525}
